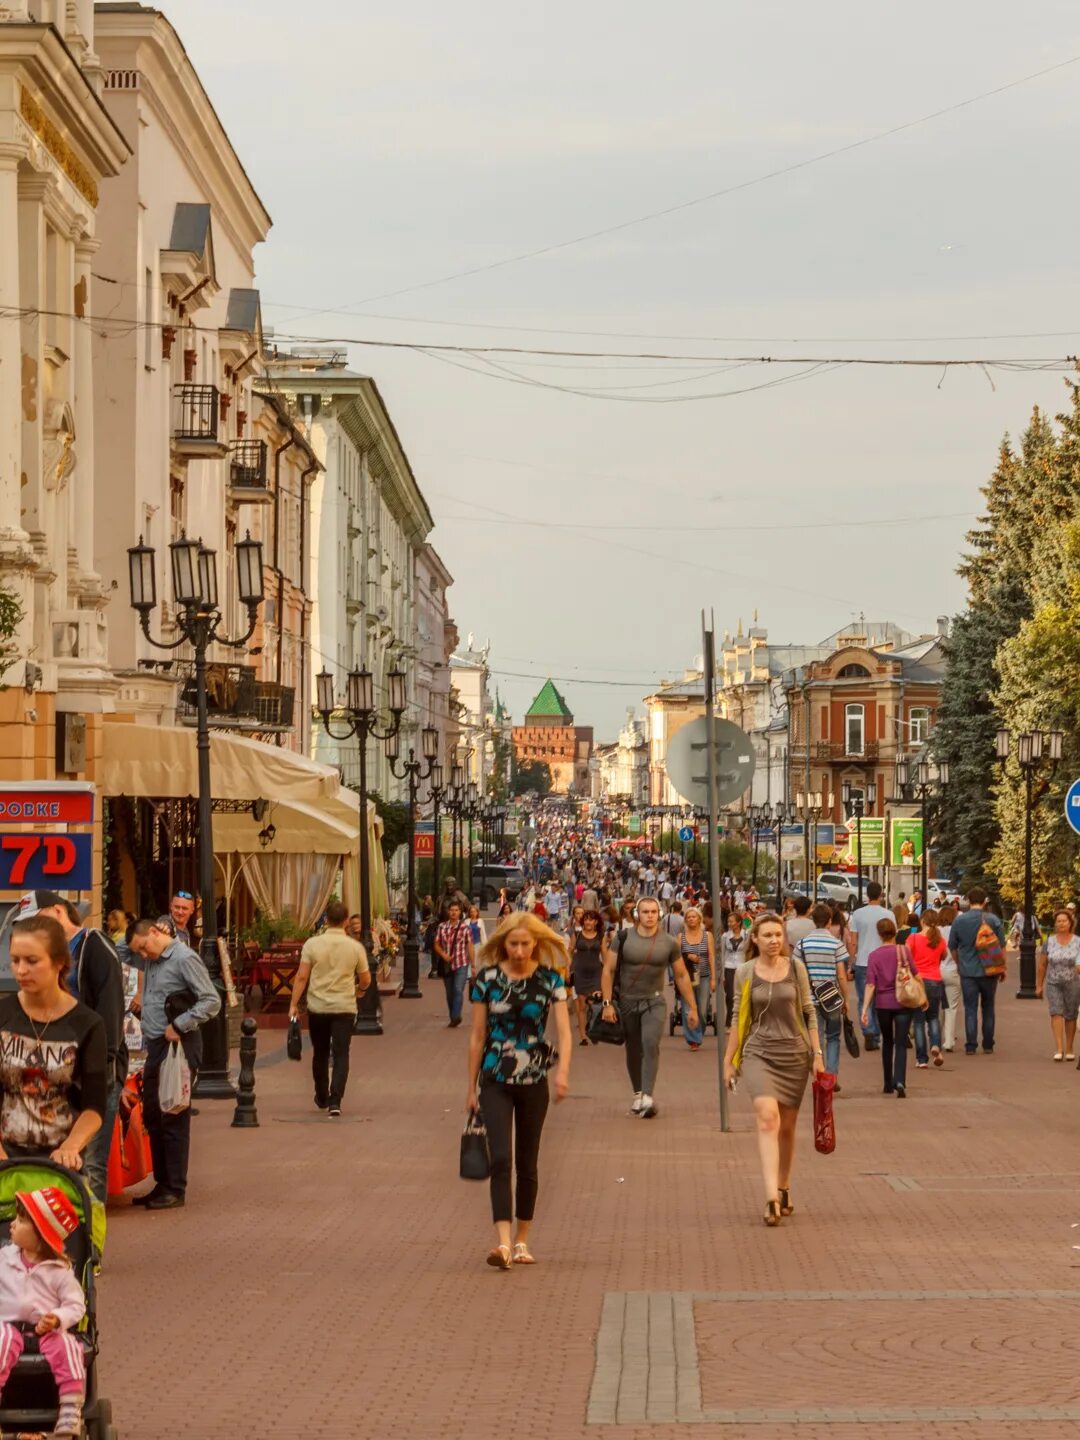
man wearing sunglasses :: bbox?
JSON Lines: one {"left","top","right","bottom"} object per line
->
{"left": 160, "top": 891, "right": 196, "bottom": 948}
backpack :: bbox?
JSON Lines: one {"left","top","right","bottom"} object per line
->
{"left": 975, "top": 919, "right": 1006, "bottom": 977}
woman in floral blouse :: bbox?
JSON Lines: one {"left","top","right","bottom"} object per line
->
{"left": 1037, "top": 909, "right": 1080, "bottom": 1061}
{"left": 467, "top": 912, "right": 571, "bottom": 1270}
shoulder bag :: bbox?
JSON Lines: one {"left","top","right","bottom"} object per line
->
{"left": 459, "top": 1110, "right": 491, "bottom": 1181}
{"left": 797, "top": 942, "right": 845, "bottom": 1016}
{"left": 587, "top": 928, "right": 629, "bottom": 1045}
{"left": 895, "top": 944, "right": 927, "bottom": 1009}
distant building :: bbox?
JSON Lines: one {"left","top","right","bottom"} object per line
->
{"left": 449, "top": 637, "right": 494, "bottom": 790}
{"left": 644, "top": 671, "right": 707, "bottom": 805}
{"left": 512, "top": 679, "right": 593, "bottom": 794}
{"left": 592, "top": 710, "right": 648, "bottom": 806}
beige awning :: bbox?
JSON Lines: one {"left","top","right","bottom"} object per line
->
{"left": 101, "top": 719, "right": 368, "bottom": 857}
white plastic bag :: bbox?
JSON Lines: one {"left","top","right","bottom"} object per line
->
{"left": 159, "top": 1039, "right": 192, "bottom": 1115}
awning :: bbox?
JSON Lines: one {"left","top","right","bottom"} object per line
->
{"left": 101, "top": 720, "right": 368, "bottom": 857}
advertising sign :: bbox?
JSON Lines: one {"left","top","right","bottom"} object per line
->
{"left": 0, "top": 833, "right": 94, "bottom": 891}
{"left": 843, "top": 817, "right": 885, "bottom": 866}
{"left": 890, "top": 817, "right": 924, "bottom": 868}
{"left": 0, "top": 785, "right": 94, "bottom": 824}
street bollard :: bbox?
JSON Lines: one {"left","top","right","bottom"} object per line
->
{"left": 231, "top": 1016, "right": 259, "bottom": 1128}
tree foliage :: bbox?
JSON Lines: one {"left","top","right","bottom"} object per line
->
{"left": 0, "top": 586, "right": 23, "bottom": 684}
{"left": 368, "top": 791, "right": 410, "bottom": 861}
{"left": 510, "top": 756, "right": 552, "bottom": 797}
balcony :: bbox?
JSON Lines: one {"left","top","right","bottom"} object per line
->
{"left": 176, "top": 662, "right": 295, "bottom": 733}
{"left": 172, "top": 384, "right": 227, "bottom": 459}
{"left": 228, "top": 439, "right": 270, "bottom": 501}
{"left": 790, "top": 740, "right": 880, "bottom": 763}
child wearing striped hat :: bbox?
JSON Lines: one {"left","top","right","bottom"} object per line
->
{"left": 0, "top": 1187, "right": 85, "bottom": 1437}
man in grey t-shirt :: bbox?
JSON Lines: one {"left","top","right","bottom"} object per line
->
{"left": 848, "top": 881, "right": 891, "bottom": 1049}
{"left": 600, "top": 897, "right": 698, "bottom": 1118}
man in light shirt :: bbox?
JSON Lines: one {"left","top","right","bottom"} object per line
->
{"left": 289, "top": 901, "right": 370, "bottom": 1117}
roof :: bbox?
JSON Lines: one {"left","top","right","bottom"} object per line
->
{"left": 167, "top": 201, "right": 211, "bottom": 254}
{"left": 873, "top": 637, "right": 947, "bottom": 683}
{"left": 224, "top": 287, "right": 261, "bottom": 334}
{"left": 526, "top": 679, "right": 572, "bottom": 719}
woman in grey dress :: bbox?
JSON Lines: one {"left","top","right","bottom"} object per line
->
{"left": 723, "top": 912, "right": 823, "bottom": 1226}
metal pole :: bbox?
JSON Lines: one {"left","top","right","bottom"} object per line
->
{"left": 432, "top": 788, "right": 442, "bottom": 907}
{"left": 703, "top": 616, "right": 730, "bottom": 1132}
{"left": 1018, "top": 765, "right": 1038, "bottom": 999}
{"left": 400, "top": 767, "right": 422, "bottom": 998}
{"left": 856, "top": 803, "right": 864, "bottom": 906}
{"left": 920, "top": 787, "right": 928, "bottom": 906}
{"left": 774, "top": 817, "right": 783, "bottom": 912}
{"left": 354, "top": 720, "right": 383, "bottom": 1034}
{"left": 193, "top": 628, "right": 233, "bottom": 1098}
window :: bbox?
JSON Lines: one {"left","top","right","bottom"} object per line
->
{"left": 910, "top": 707, "right": 931, "bottom": 744}
{"left": 837, "top": 663, "right": 870, "bottom": 678}
{"left": 845, "top": 703, "right": 864, "bottom": 755}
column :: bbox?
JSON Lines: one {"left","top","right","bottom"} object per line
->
{"left": 72, "top": 236, "right": 99, "bottom": 584}
{"left": 0, "top": 152, "right": 25, "bottom": 541}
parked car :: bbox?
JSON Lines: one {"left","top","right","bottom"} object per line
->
{"left": 816, "top": 871, "right": 863, "bottom": 906}
{"left": 926, "top": 877, "right": 959, "bottom": 905}
{"left": 469, "top": 862, "right": 526, "bottom": 903}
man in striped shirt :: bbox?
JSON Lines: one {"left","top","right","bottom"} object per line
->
{"left": 792, "top": 903, "right": 851, "bottom": 1079}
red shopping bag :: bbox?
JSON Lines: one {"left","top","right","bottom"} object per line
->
{"left": 812, "top": 1071, "right": 837, "bottom": 1155}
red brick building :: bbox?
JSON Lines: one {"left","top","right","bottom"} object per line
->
{"left": 512, "top": 680, "right": 593, "bottom": 794}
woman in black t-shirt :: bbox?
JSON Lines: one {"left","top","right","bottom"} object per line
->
{"left": 0, "top": 916, "right": 107, "bottom": 1170}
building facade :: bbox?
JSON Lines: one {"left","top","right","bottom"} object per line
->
{"left": 414, "top": 543, "right": 457, "bottom": 772}
{"left": 592, "top": 709, "right": 648, "bottom": 806}
{"left": 512, "top": 679, "right": 592, "bottom": 794}
{"left": 0, "top": 3, "right": 129, "bottom": 911}
{"left": 449, "top": 637, "right": 494, "bottom": 790}
{"left": 644, "top": 672, "right": 705, "bottom": 805}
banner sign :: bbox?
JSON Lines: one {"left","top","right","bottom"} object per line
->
{"left": 890, "top": 817, "right": 924, "bottom": 867}
{"left": 843, "top": 817, "right": 885, "bottom": 866}
{"left": 0, "top": 833, "right": 94, "bottom": 890}
{"left": 0, "top": 788, "right": 94, "bottom": 824}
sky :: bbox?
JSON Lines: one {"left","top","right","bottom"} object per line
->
{"left": 176, "top": 0, "right": 1080, "bottom": 736}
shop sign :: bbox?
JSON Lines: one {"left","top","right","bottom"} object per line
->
{"left": 0, "top": 833, "right": 94, "bottom": 890}
{"left": 0, "top": 786, "right": 94, "bottom": 824}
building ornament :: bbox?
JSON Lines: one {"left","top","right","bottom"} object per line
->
{"left": 19, "top": 87, "right": 99, "bottom": 207}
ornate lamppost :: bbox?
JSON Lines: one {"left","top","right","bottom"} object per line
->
{"left": 795, "top": 790, "right": 831, "bottom": 897}
{"left": 894, "top": 755, "right": 949, "bottom": 906}
{"left": 995, "top": 727, "right": 1063, "bottom": 999}
{"left": 127, "top": 530, "right": 264, "bottom": 1097}
{"left": 769, "top": 800, "right": 795, "bottom": 911}
{"left": 386, "top": 723, "right": 440, "bottom": 997}
{"left": 841, "top": 779, "right": 877, "bottom": 908}
{"left": 428, "top": 758, "right": 446, "bottom": 904}
{"left": 315, "top": 664, "right": 406, "bottom": 1036}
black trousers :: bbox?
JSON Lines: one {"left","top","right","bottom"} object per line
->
{"left": 478, "top": 1078, "right": 549, "bottom": 1223}
{"left": 143, "top": 1031, "right": 202, "bottom": 1197}
{"left": 308, "top": 1011, "right": 354, "bottom": 1106}
{"left": 876, "top": 1008, "right": 913, "bottom": 1092}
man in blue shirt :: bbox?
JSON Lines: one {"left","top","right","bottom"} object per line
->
{"left": 948, "top": 886, "right": 1006, "bottom": 1054}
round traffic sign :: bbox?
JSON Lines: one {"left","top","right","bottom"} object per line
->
{"left": 678, "top": 825, "right": 694, "bottom": 842}
{"left": 664, "top": 716, "right": 756, "bottom": 809}
{"left": 1065, "top": 778, "right": 1080, "bottom": 836}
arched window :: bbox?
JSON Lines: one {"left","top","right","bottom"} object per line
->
{"left": 845, "top": 703, "right": 865, "bottom": 756}
{"left": 837, "top": 663, "right": 871, "bottom": 678}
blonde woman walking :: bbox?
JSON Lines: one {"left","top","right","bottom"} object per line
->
{"left": 723, "top": 912, "right": 822, "bottom": 1226}
{"left": 467, "top": 912, "right": 571, "bottom": 1270}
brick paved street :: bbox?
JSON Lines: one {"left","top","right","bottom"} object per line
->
{"left": 97, "top": 973, "right": 1080, "bottom": 1439}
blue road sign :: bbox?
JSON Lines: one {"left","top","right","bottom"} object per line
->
{"left": 678, "top": 826, "right": 694, "bottom": 842}
{"left": 1065, "top": 779, "right": 1080, "bottom": 836}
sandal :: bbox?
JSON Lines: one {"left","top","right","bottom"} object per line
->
{"left": 512, "top": 1242, "right": 536, "bottom": 1264}
{"left": 778, "top": 1187, "right": 794, "bottom": 1217}
{"left": 486, "top": 1245, "right": 512, "bottom": 1270}
{"left": 764, "top": 1199, "right": 782, "bottom": 1227}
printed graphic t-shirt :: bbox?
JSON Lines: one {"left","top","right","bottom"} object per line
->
{"left": 0, "top": 994, "right": 107, "bottom": 1151}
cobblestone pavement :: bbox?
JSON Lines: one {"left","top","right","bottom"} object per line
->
{"left": 97, "top": 972, "right": 1080, "bottom": 1439}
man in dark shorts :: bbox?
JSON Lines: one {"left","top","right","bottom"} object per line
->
{"left": 599, "top": 897, "right": 698, "bottom": 1119}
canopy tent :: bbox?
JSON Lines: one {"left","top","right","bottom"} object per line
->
{"left": 101, "top": 720, "right": 385, "bottom": 925}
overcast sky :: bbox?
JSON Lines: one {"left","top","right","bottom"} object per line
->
{"left": 178, "top": 1, "right": 1080, "bottom": 736}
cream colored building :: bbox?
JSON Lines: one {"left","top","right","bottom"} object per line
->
{"left": 0, "top": 3, "right": 129, "bottom": 911}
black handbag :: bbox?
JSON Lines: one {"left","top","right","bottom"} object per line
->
{"left": 286, "top": 1016, "right": 302, "bottom": 1062}
{"left": 587, "top": 1000, "right": 625, "bottom": 1046}
{"left": 459, "top": 1112, "right": 490, "bottom": 1180}
{"left": 842, "top": 1014, "right": 860, "bottom": 1059}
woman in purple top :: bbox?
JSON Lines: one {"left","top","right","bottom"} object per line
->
{"left": 861, "top": 915, "right": 916, "bottom": 1098}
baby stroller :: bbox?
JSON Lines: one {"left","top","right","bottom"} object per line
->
{"left": 0, "top": 1158, "right": 116, "bottom": 1440}
{"left": 668, "top": 967, "right": 720, "bottom": 1036}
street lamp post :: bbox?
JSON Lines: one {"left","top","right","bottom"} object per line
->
{"left": 770, "top": 801, "right": 793, "bottom": 911}
{"left": 841, "top": 779, "right": 878, "bottom": 907}
{"left": 748, "top": 804, "right": 763, "bottom": 888}
{"left": 386, "top": 724, "right": 440, "bottom": 997}
{"left": 995, "top": 727, "right": 1063, "bottom": 999}
{"left": 894, "top": 755, "right": 950, "bottom": 904}
{"left": 127, "top": 530, "right": 265, "bottom": 1097}
{"left": 428, "top": 760, "right": 446, "bottom": 907}
{"left": 796, "top": 791, "right": 831, "bottom": 897}
{"left": 446, "top": 759, "right": 465, "bottom": 891}
{"left": 315, "top": 665, "right": 406, "bottom": 1036}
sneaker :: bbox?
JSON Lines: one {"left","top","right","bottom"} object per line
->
{"left": 328, "top": 1105, "right": 342, "bottom": 1117}
{"left": 916, "top": 1062, "right": 929, "bottom": 1069}
{"left": 630, "top": 1092, "right": 645, "bottom": 1114}
{"left": 639, "top": 1094, "right": 658, "bottom": 1118}
{"left": 895, "top": 1084, "right": 906, "bottom": 1099}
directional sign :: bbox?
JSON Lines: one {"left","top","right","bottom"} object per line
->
{"left": 664, "top": 717, "right": 755, "bottom": 809}
{"left": 1066, "top": 779, "right": 1080, "bottom": 836}
{"left": 678, "top": 826, "right": 694, "bottom": 843}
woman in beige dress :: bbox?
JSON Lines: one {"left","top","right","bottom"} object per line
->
{"left": 723, "top": 912, "right": 823, "bottom": 1226}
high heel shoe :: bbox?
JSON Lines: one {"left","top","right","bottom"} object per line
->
{"left": 764, "top": 1199, "right": 782, "bottom": 1227}
{"left": 778, "top": 1187, "right": 794, "bottom": 1217}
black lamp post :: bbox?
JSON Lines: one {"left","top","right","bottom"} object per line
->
{"left": 428, "top": 759, "right": 446, "bottom": 906}
{"left": 995, "top": 727, "right": 1063, "bottom": 999}
{"left": 796, "top": 790, "right": 831, "bottom": 897}
{"left": 386, "top": 723, "right": 440, "bottom": 997}
{"left": 315, "top": 665, "right": 406, "bottom": 1035}
{"left": 446, "top": 759, "right": 465, "bottom": 895}
{"left": 127, "top": 529, "right": 264, "bottom": 1098}
{"left": 894, "top": 755, "right": 949, "bottom": 905}
{"left": 841, "top": 779, "right": 878, "bottom": 908}
{"left": 748, "top": 803, "right": 763, "bottom": 888}
{"left": 769, "top": 800, "right": 794, "bottom": 911}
